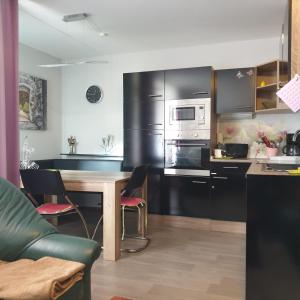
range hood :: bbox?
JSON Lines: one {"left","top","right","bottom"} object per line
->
{"left": 219, "top": 112, "right": 255, "bottom": 120}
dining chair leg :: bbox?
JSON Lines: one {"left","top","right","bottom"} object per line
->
{"left": 91, "top": 215, "right": 103, "bottom": 240}
{"left": 137, "top": 205, "right": 141, "bottom": 233}
{"left": 65, "top": 195, "right": 90, "bottom": 239}
{"left": 122, "top": 205, "right": 126, "bottom": 241}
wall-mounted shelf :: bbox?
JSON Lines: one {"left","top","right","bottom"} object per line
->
{"left": 60, "top": 153, "right": 123, "bottom": 161}
{"left": 255, "top": 60, "right": 289, "bottom": 113}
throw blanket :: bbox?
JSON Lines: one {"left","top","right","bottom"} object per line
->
{"left": 0, "top": 257, "right": 85, "bottom": 300}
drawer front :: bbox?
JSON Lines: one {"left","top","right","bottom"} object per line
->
{"left": 210, "top": 162, "right": 251, "bottom": 175}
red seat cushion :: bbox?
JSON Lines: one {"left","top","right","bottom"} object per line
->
{"left": 121, "top": 197, "right": 145, "bottom": 207}
{"left": 36, "top": 203, "right": 74, "bottom": 215}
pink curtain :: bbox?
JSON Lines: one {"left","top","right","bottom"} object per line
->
{"left": 0, "top": 0, "right": 19, "bottom": 185}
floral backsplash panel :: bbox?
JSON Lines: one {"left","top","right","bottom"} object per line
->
{"left": 217, "top": 113, "right": 300, "bottom": 158}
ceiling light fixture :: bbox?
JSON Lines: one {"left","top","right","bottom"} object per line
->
{"left": 38, "top": 60, "right": 109, "bottom": 68}
{"left": 62, "top": 13, "right": 89, "bottom": 23}
{"left": 98, "top": 32, "right": 108, "bottom": 37}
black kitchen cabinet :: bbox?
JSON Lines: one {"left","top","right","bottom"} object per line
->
{"left": 215, "top": 67, "right": 255, "bottom": 113}
{"left": 123, "top": 129, "right": 164, "bottom": 169}
{"left": 165, "top": 67, "right": 212, "bottom": 100}
{"left": 163, "top": 175, "right": 211, "bottom": 218}
{"left": 211, "top": 162, "right": 250, "bottom": 222}
{"left": 123, "top": 71, "right": 164, "bottom": 102}
{"left": 124, "top": 98, "right": 164, "bottom": 130}
{"left": 247, "top": 175, "right": 300, "bottom": 300}
{"left": 147, "top": 168, "right": 164, "bottom": 214}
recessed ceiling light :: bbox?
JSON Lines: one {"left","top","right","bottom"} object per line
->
{"left": 98, "top": 32, "right": 108, "bottom": 37}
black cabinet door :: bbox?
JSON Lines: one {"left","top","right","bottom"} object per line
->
{"left": 124, "top": 99, "right": 164, "bottom": 130}
{"left": 163, "top": 175, "right": 211, "bottom": 218}
{"left": 211, "top": 174, "right": 246, "bottom": 222}
{"left": 147, "top": 168, "right": 164, "bottom": 214}
{"left": 215, "top": 67, "right": 255, "bottom": 113}
{"left": 123, "top": 71, "right": 164, "bottom": 102}
{"left": 247, "top": 175, "right": 300, "bottom": 300}
{"left": 165, "top": 67, "right": 212, "bottom": 100}
{"left": 123, "top": 129, "right": 164, "bottom": 169}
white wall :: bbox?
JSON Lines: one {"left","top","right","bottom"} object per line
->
{"left": 62, "top": 37, "right": 284, "bottom": 155}
{"left": 19, "top": 44, "right": 62, "bottom": 160}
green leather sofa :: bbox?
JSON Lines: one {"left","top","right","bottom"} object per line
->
{"left": 0, "top": 177, "right": 101, "bottom": 300}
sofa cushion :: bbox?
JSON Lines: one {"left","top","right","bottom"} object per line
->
{"left": 0, "top": 177, "right": 57, "bottom": 261}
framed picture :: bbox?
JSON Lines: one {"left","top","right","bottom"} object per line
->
{"left": 19, "top": 72, "right": 47, "bottom": 130}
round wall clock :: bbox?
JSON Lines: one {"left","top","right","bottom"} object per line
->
{"left": 86, "top": 85, "right": 103, "bottom": 103}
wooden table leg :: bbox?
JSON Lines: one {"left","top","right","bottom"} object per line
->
{"left": 103, "top": 181, "right": 124, "bottom": 261}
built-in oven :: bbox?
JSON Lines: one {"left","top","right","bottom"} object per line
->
{"left": 164, "top": 139, "right": 210, "bottom": 176}
{"left": 165, "top": 98, "right": 211, "bottom": 140}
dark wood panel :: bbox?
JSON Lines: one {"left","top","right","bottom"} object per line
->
{"left": 124, "top": 99, "right": 164, "bottom": 130}
{"left": 211, "top": 162, "right": 251, "bottom": 175}
{"left": 123, "top": 129, "right": 164, "bottom": 169}
{"left": 247, "top": 175, "right": 300, "bottom": 300}
{"left": 36, "top": 159, "right": 122, "bottom": 171}
{"left": 165, "top": 67, "right": 212, "bottom": 100}
{"left": 163, "top": 176, "right": 211, "bottom": 218}
{"left": 211, "top": 174, "right": 246, "bottom": 222}
{"left": 215, "top": 68, "right": 255, "bottom": 113}
{"left": 123, "top": 71, "right": 164, "bottom": 102}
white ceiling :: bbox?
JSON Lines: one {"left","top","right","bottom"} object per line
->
{"left": 19, "top": 0, "right": 287, "bottom": 60}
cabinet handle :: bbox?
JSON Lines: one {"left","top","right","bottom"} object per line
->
{"left": 212, "top": 176, "right": 228, "bottom": 180}
{"left": 148, "top": 123, "right": 163, "bottom": 126}
{"left": 211, "top": 172, "right": 217, "bottom": 175}
{"left": 147, "top": 133, "right": 163, "bottom": 136}
{"left": 192, "top": 91, "right": 208, "bottom": 95}
{"left": 192, "top": 181, "right": 207, "bottom": 184}
{"left": 223, "top": 166, "right": 239, "bottom": 169}
{"left": 148, "top": 94, "right": 162, "bottom": 98}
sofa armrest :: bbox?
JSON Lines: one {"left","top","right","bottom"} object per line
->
{"left": 19, "top": 233, "right": 101, "bottom": 268}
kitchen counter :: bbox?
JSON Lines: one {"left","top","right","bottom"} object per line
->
{"left": 211, "top": 158, "right": 300, "bottom": 176}
{"left": 210, "top": 157, "right": 255, "bottom": 163}
{"left": 247, "top": 161, "right": 294, "bottom": 176}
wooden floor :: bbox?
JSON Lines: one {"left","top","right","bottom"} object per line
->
{"left": 90, "top": 215, "right": 246, "bottom": 300}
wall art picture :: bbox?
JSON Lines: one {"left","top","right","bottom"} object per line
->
{"left": 19, "top": 72, "right": 47, "bottom": 130}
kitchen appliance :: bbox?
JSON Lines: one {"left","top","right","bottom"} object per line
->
{"left": 283, "top": 133, "right": 300, "bottom": 156}
{"left": 165, "top": 98, "right": 211, "bottom": 140}
{"left": 225, "top": 143, "right": 249, "bottom": 158}
{"left": 164, "top": 139, "right": 210, "bottom": 176}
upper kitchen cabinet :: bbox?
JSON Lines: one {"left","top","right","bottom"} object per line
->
{"left": 255, "top": 60, "right": 289, "bottom": 112}
{"left": 123, "top": 71, "right": 164, "bottom": 102}
{"left": 215, "top": 68, "right": 255, "bottom": 113}
{"left": 165, "top": 67, "right": 213, "bottom": 100}
{"left": 124, "top": 98, "right": 164, "bottom": 130}
{"left": 291, "top": 0, "right": 300, "bottom": 77}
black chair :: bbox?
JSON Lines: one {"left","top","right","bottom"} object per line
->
{"left": 93, "top": 165, "right": 149, "bottom": 252}
{"left": 20, "top": 169, "right": 90, "bottom": 238}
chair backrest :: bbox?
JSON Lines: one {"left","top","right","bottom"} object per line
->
{"left": 122, "top": 165, "right": 148, "bottom": 197}
{"left": 0, "top": 177, "right": 57, "bottom": 261}
{"left": 20, "top": 169, "right": 66, "bottom": 196}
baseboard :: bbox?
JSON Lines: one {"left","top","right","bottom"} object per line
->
{"left": 148, "top": 214, "right": 246, "bottom": 234}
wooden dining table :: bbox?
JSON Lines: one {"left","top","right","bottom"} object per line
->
{"left": 58, "top": 170, "right": 146, "bottom": 261}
